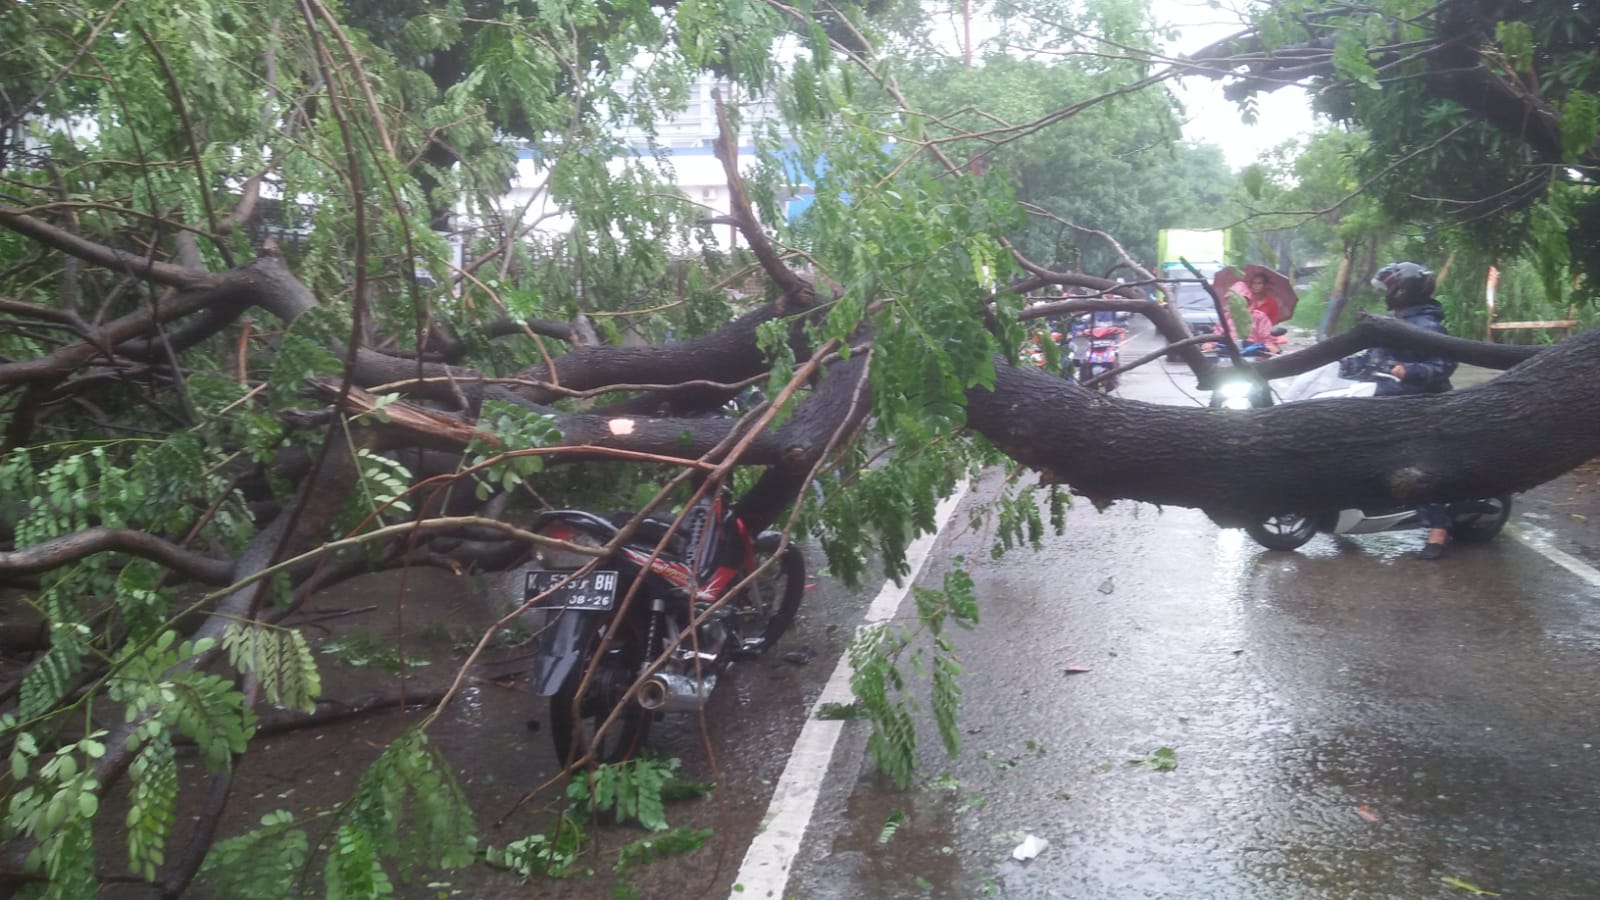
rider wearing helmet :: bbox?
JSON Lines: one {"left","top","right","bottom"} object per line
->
{"left": 1352, "top": 261, "right": 1458, "bottom": 558}
{"left": 1368, "top": 261, "right": 1455, "bottom": 396}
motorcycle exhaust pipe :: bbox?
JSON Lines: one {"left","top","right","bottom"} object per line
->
{"left": 637, "top": 672, "right": 716, "bottom": 712}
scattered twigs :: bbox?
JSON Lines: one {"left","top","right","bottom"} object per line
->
{"left": 253, "top": 689, "right": 450, "bottom": 738}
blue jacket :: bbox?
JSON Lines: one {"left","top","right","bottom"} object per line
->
{"left": 1372, "top": 301, "right": 1456, "bottom": 396}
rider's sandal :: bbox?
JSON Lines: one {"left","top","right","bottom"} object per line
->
{"left": 1418, "top": 539, "right": 1449, "bottom": 561}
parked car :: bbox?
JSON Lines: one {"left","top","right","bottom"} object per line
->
{"left": 1171, "top": 279, "right": 1219, "bottom": 334}
{"left": 1160, "top": 269, "right": 1224, "bottom": 360}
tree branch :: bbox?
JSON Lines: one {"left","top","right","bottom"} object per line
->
{"left": 0, "top": 526, "right": 234, "bottom": 583}
{"left": 0, "top": 206, "right": 217, "bottom": 291}
{"left": 711, "top": 95, "right": 817, "bottom": 311}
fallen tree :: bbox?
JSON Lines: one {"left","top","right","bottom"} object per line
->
{"left": 0, "top": 0, "right": 1594, "bottom": 894}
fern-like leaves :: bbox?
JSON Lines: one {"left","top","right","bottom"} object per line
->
{"left": 18, "top": 634, "right": 84, "bottom": 722}
{"left": 107, "top": 631, "right": 255, "bottom": 772}
{"left": 323, "top": 730, "right": 477, "bottom": 897}
{"left": 567, "top": 757, "right": 712, "bottom": 832}
{"left": 353, "top": 450, "right": 415, "bottom": 523}
{"left": 197, "top": 811, "right": 310, "bottom": 900}
{"left": 126, "top": 733, "right": 177, "bottom": 881}
{"left": 3, "top": 734, "right": 107, "bottom": 898}
{"left": 848, "top": 623, "right": 919, "bottom": 789}
{"left": 223, "top": 623, "right": 322, "bottom": 713}
{"left": 845, "top": 566, "right": 979, "bottom": 787}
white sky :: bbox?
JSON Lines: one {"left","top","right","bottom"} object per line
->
{"left": 1155, "top": 0, "right": 1322, "bottom": 169}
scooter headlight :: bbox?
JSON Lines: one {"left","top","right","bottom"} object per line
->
{"left": 1216, "top": 379, "right": 1257, "bottom": 410}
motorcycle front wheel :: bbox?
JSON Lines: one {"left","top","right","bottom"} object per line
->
{"left": 1245, "top": 513, "right": 1320, "bottom": 551}
{"left": 733, "top": 533, "right": 806, "bottom": 657}
{"left": 549, "top": 620, "right": 653, "bottom": 767}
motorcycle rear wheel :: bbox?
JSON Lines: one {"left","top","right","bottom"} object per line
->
{"left": 733, "top": 534, "right": 806, "bottom": 657}
{"left": 1452, "top": 495, "right": 1513, "bottom": 543}
{"left": 1245, "top": 513, "right": 1320, "bottom": 551}
{"left": 549, "top": 623, "right": 653, "bottom": 767}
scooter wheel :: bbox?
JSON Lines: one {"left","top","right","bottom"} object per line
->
{"left": 1452, "top": 495, "right": 1512, "bottom": 542}
{"left": 1245, "top": 513, "right": 1319, "bottom": 551}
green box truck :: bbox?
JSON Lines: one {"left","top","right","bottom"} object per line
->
{"left": 1157, "top": 229, "right": 1235, "bottom": 339}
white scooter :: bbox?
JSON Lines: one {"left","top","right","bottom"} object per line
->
{"left": 1214, "top": 359, "right": 1513, "bottom": 551}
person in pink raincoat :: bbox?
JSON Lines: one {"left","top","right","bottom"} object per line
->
{"left": 1222, "top": 273, "right": 1281, "bottom": 353}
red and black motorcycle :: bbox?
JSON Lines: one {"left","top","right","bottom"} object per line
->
{"left": 523, "top": 484, "right": 805, "bottom": 764}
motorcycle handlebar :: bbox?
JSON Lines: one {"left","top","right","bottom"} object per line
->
{"left": 1337, "top": 357, "right": 1402, "bottom": 383}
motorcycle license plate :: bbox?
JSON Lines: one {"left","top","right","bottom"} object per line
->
{"left": 524, "top": 570, "right": 620, "bottom": 611}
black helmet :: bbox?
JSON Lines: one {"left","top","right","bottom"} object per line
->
{"left": 1371, "top": 261, "right": 1436, "bottom": 309}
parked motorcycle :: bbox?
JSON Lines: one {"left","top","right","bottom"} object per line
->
{"left": 1217, "top": 359, "right": 1512, "bottom": 550}
{"left": 523, "top": 484, "right": 805, "bottom": 764}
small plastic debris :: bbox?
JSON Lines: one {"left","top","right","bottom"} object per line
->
{"left": 1011, "top": 834, "right": 1049, "bottom": 861}
{"left": 1097, "top": 577, "right": 1115, "bottom": 595}
{"left": 1063, "top": 666, "right": 1091, "bottom": 675}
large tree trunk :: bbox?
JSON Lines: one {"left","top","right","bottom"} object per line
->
{"left": 966, "top": 327, "right": 1598, "bottom": 520}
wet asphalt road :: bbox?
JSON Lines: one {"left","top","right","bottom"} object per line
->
{"left": 771, "top": 322, "right": 1600, "bottom": 900}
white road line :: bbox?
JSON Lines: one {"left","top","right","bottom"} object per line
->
{"left": 731, "top": 482, "right": 971, "bottom": 899}
{"left": 1509, "top": 525, "right": 1600, "bottom": 590}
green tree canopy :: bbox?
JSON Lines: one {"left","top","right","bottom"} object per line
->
{"left": 1185, "top": 0, "right": 1600, "bottom": 302}
{"left": 890, "top": 54, "right": 1238, "bottom": 273}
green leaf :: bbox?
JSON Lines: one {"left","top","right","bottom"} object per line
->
{"left": 198, "top": 811, "right": 310, "bottom": 900}
{"left": 1331, "top": 33, "right": 1380, "bottom": 91}
{"left": 1560, "top": 91, "right": 1598, "bottom": 163}
{"left": 1129, "top": 747, "right": 1179, "bottom": 771}
{"left": 484, "top": 817, "right": 585, "bottom": 880}
{"left": 323, "top": 729, "right": 476, "bottom": 898}
{"left": 127, "top": 734, "right": 177, "bottom": 881}
{"left": 567, "top": 757, "right": 707, "bottom": 831}
{"left": 1494, "top": 21, "right": 1534, "bottom": 73}
{"left": 814, "top": 701, "right": 867, "bottom": 720}
{"left": 614, "top": 827, "right": 711, "bottom": 876}
{"left": 877, "top": 810, "right": 906, "bottom": 844}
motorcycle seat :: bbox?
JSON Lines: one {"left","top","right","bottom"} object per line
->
{"left": 610, "top": 512, "right": 690, "bottom": 558}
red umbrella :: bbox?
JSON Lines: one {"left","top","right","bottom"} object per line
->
{"left": 1209, "top": 265, "right": 1298, "bottom": 324}
{"left": 1209, "top": 266, "right": 1245, "bottom": 305}
{"left": 1239, "top": 265, "right": 1298, "bottom": 324}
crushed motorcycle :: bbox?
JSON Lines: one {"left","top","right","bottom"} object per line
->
{"left": 522, "top": 484, "right": 805, "bottom": 764}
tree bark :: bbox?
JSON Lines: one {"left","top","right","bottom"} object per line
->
{"left": 966, "top": 326, "right": 1600, "bottom": 521}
